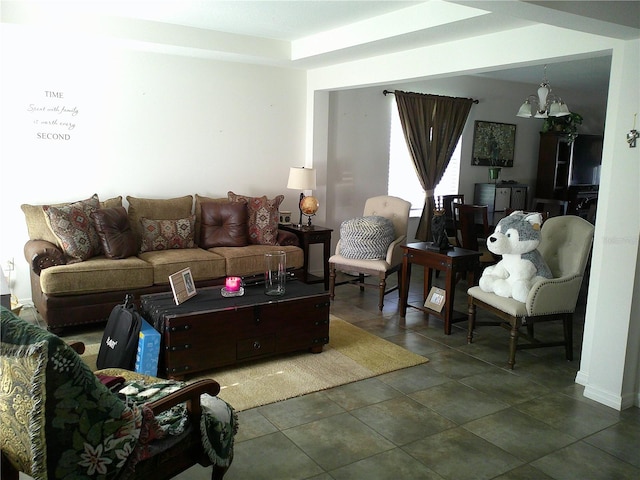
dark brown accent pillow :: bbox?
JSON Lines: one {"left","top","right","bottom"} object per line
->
{"left": 200, "top": 202, "right": 249, "bottom": 248}
{"left": 91, "top": 207, "right": 138, "bottom": 259}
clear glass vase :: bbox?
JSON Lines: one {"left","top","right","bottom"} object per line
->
{"left": 264, "top": 251, "right": 286, "bottom": 296}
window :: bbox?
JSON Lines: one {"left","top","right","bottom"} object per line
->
{"left": 388, "top": 100, "right": 461, "bottom": 216}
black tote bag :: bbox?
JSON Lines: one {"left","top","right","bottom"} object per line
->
{"left": 96, "top": 294, "right": 142, "bottom": 370}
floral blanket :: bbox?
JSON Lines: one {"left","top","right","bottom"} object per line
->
{"left": 0, "top": 307, "right": 237, "bottom": 480}
{"left": 1, "top": 308, "right": 142, "bottom": 479}
{"left": 114, "top": 380, "right": 237, "bottom": 468}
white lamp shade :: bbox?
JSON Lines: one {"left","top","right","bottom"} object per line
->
{"left": 516, "top": 101, "right": 532, "bottom": 118}
{"left": 556, "top": 102, "right": 571, "bottom": 116}
{"left": 287, "top": 167, "right": 316, "bottom": 190}
{"left": 548, "top": 101, "right": 562, "bottom": 116}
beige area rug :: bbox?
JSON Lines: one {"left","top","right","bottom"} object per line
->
{"left": 81, "top": 316, "right": 428, "bottom": 412}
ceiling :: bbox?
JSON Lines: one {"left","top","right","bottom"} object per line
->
{"left": 82, "top": 1, "right": 425, "bottom": 41}
{"left": 64, "top": 1, "right": 640, "bottom": 42}
{"left": 4, "top": 1, "right": 639, "bottom": 91}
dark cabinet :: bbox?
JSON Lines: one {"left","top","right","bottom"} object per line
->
{"left": 535, "top": 133, "right": 603, "bottom": 214}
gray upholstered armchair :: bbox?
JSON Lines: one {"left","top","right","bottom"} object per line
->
{"left": 329, "top": 195, "right": 411, "bottom": 310}
{"left": 467, "top": 215, "right": 594, "bottom": 369}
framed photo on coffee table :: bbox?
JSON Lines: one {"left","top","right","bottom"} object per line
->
{"left": 169, "top": 267, "right": 197, "bottom": 305}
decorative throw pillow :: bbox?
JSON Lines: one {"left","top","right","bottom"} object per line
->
{"left": 126, "top": 195, "right": 194, "bottom": 247}
{"left": 339, "top": 216, "right": 396, "bottom": 260}
{"left": 200, "top": 201, "right": 249, "bottom": 248}
{"left": 22, "top": 194, "right": 118, "bottom": 246}
{"left": 194, "top": 194, "right": 228, "bottom": 243}
{"left": 0, "top": 339, "right": 48, "bottom": 476}
{"left": 92, "top": 207, "right": 138, "bottom": 259}
{"left": 228, "top": 191, "right": 284, "bottom": 246}
{"left": 42, "top": 194, "right": 102, "bottom": 263}
{"left": 139, "top": 215, "right": 196, "bottom": 253}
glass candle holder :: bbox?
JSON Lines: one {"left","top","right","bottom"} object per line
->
{"left": 225, "top": 276, "right": 241, "bottom": 292}
{"left": 221, "top": 276, "right": 244, "bottom": 297}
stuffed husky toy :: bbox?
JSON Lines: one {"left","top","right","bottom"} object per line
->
{"left": 479, "top": 211, "right": 552, "bottom": 303}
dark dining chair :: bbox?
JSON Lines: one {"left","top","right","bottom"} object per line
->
{"left": 452, "top": 203, "right": 496, "bottom": 269}
{"left": 532, "top": 198, "right": 569, "bottom": 218}
{"left": 440, "top": 194, "right": 465, "bottom": 240}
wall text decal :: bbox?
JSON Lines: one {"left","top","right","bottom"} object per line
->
{"left": 27, "top": 90, "right": 79, "bottom": 140}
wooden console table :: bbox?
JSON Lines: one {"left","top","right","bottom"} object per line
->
{"left": 399, "top": 243, "right": 481, "bottom": 335}
{"left": 279, "top": 224, "right": 333, "bottom": 290}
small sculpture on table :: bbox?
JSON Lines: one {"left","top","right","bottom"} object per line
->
{"left": 429, "top": 197, "right": 451, "bottom": 251}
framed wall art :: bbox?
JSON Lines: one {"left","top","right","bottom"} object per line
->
{"left": 471, "top": 120, "right": 517, "bottom": 167}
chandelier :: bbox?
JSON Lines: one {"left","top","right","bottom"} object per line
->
{"left": 516, "top": 65, "right": 571, "bottom": 119}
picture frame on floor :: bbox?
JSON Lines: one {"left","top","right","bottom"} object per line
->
{"left": 424, "top": 286, "right": 446, "bottom": 312}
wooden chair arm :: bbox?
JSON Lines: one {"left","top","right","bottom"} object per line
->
{"left": 67, "top": 341, "right": 85, "bottom": 355}
{"left": 146, "top": 379, "right": 221, "bottom": 416}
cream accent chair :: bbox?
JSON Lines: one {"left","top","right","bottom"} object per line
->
{"left": 467, "top": 215, "right": 594, "bottom": 369}
{"left": 329, "top": 195, "right": 411, "bottom": 310}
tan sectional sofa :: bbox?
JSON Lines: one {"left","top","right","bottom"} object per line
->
{"left": 22, "top": 193, "right": 303, "bottom": 333}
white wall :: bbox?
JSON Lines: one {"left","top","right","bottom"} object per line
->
{"left": 576, "top": 39, "right": 640, "bottom": 409}
{"left": 323, "top": 75, "right": 607, "bottom": 248}
{"left": 0, "top": 24, "right": 307, "bottom": 302}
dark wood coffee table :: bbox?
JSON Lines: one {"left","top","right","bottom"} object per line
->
{"left": 141, "top": 282, "right": 330, "bottom": 380}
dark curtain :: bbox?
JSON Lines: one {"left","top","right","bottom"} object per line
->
{"left": 394, "top": 90, "right": 474, "bottom": 241}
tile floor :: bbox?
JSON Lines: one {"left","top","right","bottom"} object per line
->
{"left": 23, "top": 268, "right": 640, "bottom": 480}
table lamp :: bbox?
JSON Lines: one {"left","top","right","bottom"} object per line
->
{"left": 287, "top": 167, "right": 317, "bottom": 227}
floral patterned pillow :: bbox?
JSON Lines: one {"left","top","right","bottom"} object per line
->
{"left": 43, "top": 194, "right": 102, "bottom": 263}
{"left": 228, "top": 192, "right": 284, "bottom": 245}
{"left": 139, "top": 216, "right": 196, "bottom": 253}
{"left": 0, "top": 338, "right": 47, "bottom": 476}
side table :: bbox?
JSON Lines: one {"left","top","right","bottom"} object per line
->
{"left": 399, "top": 243, "right": 481, "bottom": 335}
{"left": 279, "top": 224, "right": 333, "bottom": 290}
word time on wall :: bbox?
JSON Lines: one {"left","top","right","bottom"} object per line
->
{"left": 27, "top": 90, "right": 80, "bottom": 141}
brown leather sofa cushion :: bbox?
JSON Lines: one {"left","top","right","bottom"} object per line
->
{"left": 200, "top": 201, "right": 249, "bottom": 248}
{"left": 92, "top": 207, "right": 138, "bottom": 259}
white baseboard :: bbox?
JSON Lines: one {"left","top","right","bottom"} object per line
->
{"left": 575, "top": 370, "right": 589, "bottom": 386}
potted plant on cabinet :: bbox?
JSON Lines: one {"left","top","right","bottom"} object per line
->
{"left": 541, "top": 112, "right": 583, "bottom": 142}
